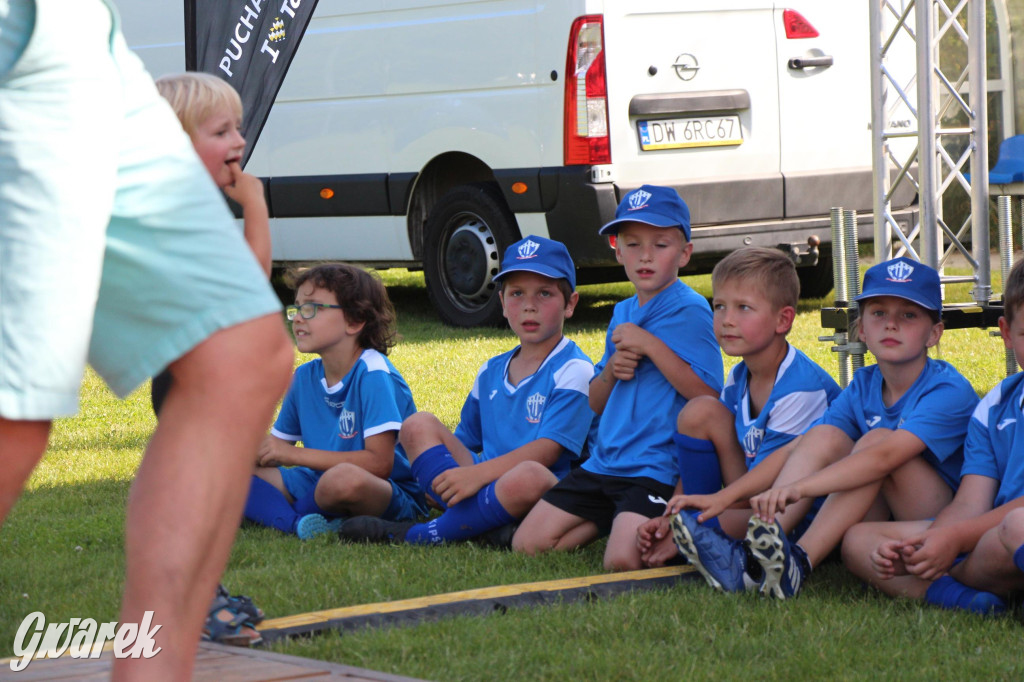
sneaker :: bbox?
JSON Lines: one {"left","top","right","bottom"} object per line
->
{"left": 669, "top": 512, "right": 751, "bottom": 593}
{"left": 295, "top": 513, "right": 343, "bottom": 540}
{"left": 745, "top": 516, "right": 806, "bottom": 599}
{"left": 472, "top": 522, "right": 519, "bottom": 550}
{"left": 337, "top": 515, "right": 414, "bottom": 544}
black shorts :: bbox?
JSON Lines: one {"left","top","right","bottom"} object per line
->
{"left": 541, "top": 468, "right": 675, "bottom": 536}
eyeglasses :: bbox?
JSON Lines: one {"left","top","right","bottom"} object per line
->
{"left": 285, "top": 302, "right": 343, "bottom": 321}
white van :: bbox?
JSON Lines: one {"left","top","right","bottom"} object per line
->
{"left": 120, "top": 1, "right": 914, "bottom": 326}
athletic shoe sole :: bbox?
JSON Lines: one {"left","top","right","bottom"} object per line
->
{"left": 296, "top": 514, "right": 343, "bottom": 541}
{"left": 670, "top": 513, "right": 729, "bottom": 592}
{"left": 745, "top": 516, "right": 788, "bottom": 599}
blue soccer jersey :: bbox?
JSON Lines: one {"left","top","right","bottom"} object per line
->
{"left": 584, "top": 278, "right": 724, "bottom": 485}
{"left": 722, "top": 344, "right": 841, "bottom": 469}
{"left": 961, "top": 372, "right": 1024, "bottom": 506}
{"left": 271, "top": 349, "right": 421, "bottom": 501}
{"left": 453, "top": 336, "right": 594, "bottom": 479}
{"left": 821, "top": 358, "right": 978, "bottom": 489}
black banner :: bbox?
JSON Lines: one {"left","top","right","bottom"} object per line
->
{"left": 186, "top": 0, "right": 319, "bottom": 167}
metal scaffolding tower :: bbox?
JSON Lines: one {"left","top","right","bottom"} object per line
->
{"left": 821, "top": 0, "right": 1006, "bottom": 385}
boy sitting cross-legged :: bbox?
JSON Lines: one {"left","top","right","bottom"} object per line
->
{"left": 339, "top": 236, "right": 595, "bottom": 545}
{"left": 842, "top": 258, "right": 1024, "bottom": 615}
{"left": 513, "top": 185, "right": 724, "bottom": 571}
{"left": 636, "top": 247, "right": 841, "bottom": 577}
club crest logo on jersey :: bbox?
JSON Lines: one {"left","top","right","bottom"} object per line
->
{"left": 742, "top": 425, "right": 765, "bottom": 459}
{"left": 627, "top": 188, "right": 652, "bottom": 210}
{"left": 525, "top": 392, "right": 546, "bottom": 423}
{"left": 338, "top": 407, "right": 357, "bottom": 439}
{"left": 517, "top": 239, "right": 540, "bottom": 260}
{"left": 865, "top": 415, "right": 882, "bottom": 428}
{"left": 886, "top": 260, "right": 914, "bottom": 282}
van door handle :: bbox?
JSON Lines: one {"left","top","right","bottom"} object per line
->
{"left": 788, "top": 56, "right": 833, "bottom": 70}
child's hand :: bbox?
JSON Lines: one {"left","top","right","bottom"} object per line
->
{"left": 636, "top": 516, "right": 669, "bottom": 553}
{"left": 609, "top": 349, "right": 641, "bottom": 381}
{"left": 222, "top": 162, "right": 265, "bottom": 208}
{"left": 749, "top": 484, "right": 802, "bottom": 523}
{"left": 899, "top": 528, "right": 958, "bottom": 581}
{"left": 431, "top": 465, "right": 487, "bottom": 507}
{"left": 611, "top": 323, "right": 651, "bottom": 357}
{"left": 666, "top": 492, "right": 727, "bottom": 522}
{"left": 869, "top": 539, "right": 907, "bottom": 580}
{"left": 257, "top": 435, "right": 296, "bottom": 467}
{"left": 641, "top": 534, "right": 679, "bottom": 568}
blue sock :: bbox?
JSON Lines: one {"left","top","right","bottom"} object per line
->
{"left": 410, "top": 444, "right": 460, "bottom": 509}
{"left": 243, "top": 475, "right": 299, "bottom": 534}
{"left": 924, "top": 575, "right": 1006, "bottom": 615}
{"left": 1014, "top": 544, "right": 1024, "bottom": 574}
{"left": 674, "top": 433, "right": 722, "bottom": 495}
{"left": 293, "top": 494, "right": 332, "bottom": 518}
{"left": 404, "top": 481, "right": 515, "bottom": 545}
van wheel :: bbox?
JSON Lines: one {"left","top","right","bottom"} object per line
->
{"left": 797, "top": 251, "right": 834, "bottom": 300}
{"left": 423, "top": 183, "right": 521, "bottom": 327}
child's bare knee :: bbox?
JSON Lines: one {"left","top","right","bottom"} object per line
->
{"left": 399, "top": 411, "right": 445, "bottom": 454}
{"left": 314, "top": 463, "right": 365, "bottom": 505}
{"left": 676, "top": 395, "right": 727, "bottom": 436}
{"left": 998, "top": 508, "right": 1024, "bottom": 549}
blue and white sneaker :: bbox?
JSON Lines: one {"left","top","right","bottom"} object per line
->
{"left": 670, "top": 512, "right": 752, "bottom": 593}
{"left": 295, "top": 514, "right": 343, "bottom": 540}
{"left": 745, "top": 516, "right": 806, "bottom": 599}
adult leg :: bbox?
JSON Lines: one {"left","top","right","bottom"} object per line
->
{"left": 0, "top": 420, "right": 51, "bottom": 526}
{"left": 115, "top": 314, "right": 292, "bottom": 681}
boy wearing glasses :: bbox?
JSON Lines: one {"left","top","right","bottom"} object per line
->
{"left": 242, "top": 263, "right": 427, "bottom": 539}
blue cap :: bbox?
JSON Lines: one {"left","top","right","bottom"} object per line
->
{"left": 493, "top": 235, "right": 576, "bottom": 290}
{"left": 598, "top": 185, "right": 691, "bottom": 241}
{"left": 855, "top": 257, "right": 941, "bottom": 311}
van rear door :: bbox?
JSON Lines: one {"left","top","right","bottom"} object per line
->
{"left": 774, "top": 5, "right": 874, "bottom": 218}
{"left": 603, "top": 0, "right": 781, "bottom": 226}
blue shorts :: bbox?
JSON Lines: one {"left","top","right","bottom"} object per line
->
{"left": 0, "top": 0, "right": 280, "bottom": 419}
{"left": 280, "top": 466, "right": 425, "bottom": 522}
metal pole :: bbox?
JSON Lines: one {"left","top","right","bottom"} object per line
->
{"left": 830, "top": 207, "right": 850, "bottom": 387}
{"left": 998, "top": 195, "right": 1017, "bottom": 374}
{"left": 869, "top": 0, "right": 892, "bottom": 260}
{"left": 969, "top": 0, "right": 991, "bottom": 305}
{"left": 844, "top": 209, "right": 865, "bottom": 373}
{"left": 917, "top": 0, "right": 939, "bottom": 270}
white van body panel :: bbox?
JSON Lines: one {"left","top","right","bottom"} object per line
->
{"left": 118, "top": 1, "right": 913, "bottom": 325}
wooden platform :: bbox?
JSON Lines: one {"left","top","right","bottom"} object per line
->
{"left": 0, "top": 642, "right": 423, "bottom": 681}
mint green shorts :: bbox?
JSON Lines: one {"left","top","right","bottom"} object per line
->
{"left": 0, "top": 0, "right": 282, "bottom": 419}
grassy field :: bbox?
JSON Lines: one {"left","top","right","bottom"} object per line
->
{"left": 1, "top": 267, "right": 1021, "bottom": 680}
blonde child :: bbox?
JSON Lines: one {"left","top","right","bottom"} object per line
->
{"left": 635, "top": 248, "right": 840, "bottom": 578}
{"left": 664, "top": 257, "right": 978, "bottom": 599}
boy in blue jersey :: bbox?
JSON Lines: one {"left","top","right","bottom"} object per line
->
{"left": 633, "top": 248, "right": 841, "bottom": 576}
{"left": 338, "top": 235, "right": 594, "bottom": 546}
{"left": 243, "top": 264, "right": 427, "bottom": 539}
{"left": 843, "top": 258, "right": 1024, "bottom": 614}
{"left": 514, "top": 185, "right": 724, "bottom": 571}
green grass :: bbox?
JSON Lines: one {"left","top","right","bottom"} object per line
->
{"left": 1, "top": 267, "right": 1020, "bottom": 680}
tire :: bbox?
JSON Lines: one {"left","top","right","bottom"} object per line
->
{"left": 422, "top": 183, "right": 521, "bottom": 327}
{"left": 797, "top": 251, "right": 834, "bottom": 300}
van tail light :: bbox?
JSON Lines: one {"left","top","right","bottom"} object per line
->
{"left": 782, "top": 9, "right": 819, "bottom": 39}
{"left": 564, "top": 15, "right": 611, "bottom": 165}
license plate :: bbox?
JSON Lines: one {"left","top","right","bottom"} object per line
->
{"left": 637, "top": 115, "right": 743, "bottom": 150}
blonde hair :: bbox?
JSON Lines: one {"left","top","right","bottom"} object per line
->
{"left": 155, "top": 72, "right": 243, "bottom": 137}
{"left": 711, "top": 247, "right": 799, "bottom": 311}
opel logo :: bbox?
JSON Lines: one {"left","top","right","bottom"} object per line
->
{"left": 672, "top": 53, "right": 699, "bottom": 81}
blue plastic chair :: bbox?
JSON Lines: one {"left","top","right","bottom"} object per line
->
{"left": 989, "top": 134, "right": 1024, "bottom": 184}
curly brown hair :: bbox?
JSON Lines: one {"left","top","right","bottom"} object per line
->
{"left": 285, "top": 263, "right": 397, "bottom": 354}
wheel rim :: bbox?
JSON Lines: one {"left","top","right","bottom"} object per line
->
{"left": 438, "top": 214, "right": 500, "bottom": 313}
